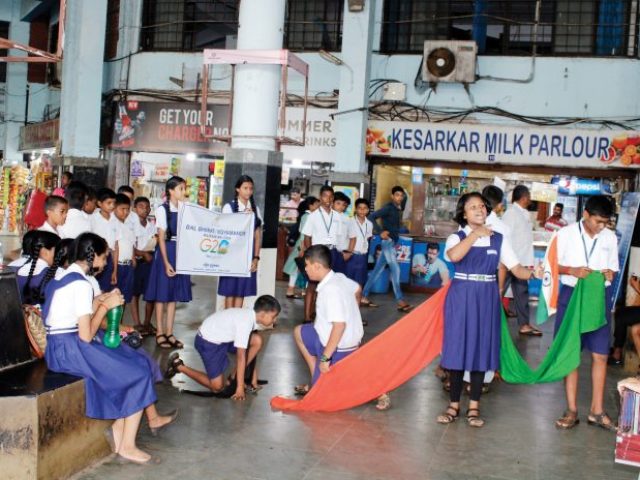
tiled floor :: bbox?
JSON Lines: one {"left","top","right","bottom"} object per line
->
{"left": 75, "top": 277, "right": 636, "bottom": 480}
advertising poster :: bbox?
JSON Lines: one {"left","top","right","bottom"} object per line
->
{"left": 612, "top": 192, "right": 640, "bottom": 304}
{"left": 410, "top": 241, "right": 454, "bottom": 289}
{"left": 176, "top": 203, "right": 254, "bottom": 277}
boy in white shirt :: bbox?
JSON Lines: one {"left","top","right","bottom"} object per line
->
{"left": 131, "top": 196, "right": 157, "bottom": 335}
{"left": 333, "top": 191, "right": 356, "bottom": 268}
{"left": 91, "top": 188, "right": 119, "bottom": 293}
{"left": 113, "top": 194, "right": 137, "bottom": 306}
{"left": 165, "top": 295, "right": 281, "bottom": 401}
{"left": 345, "top": 198, "right": 374, "bottom": 289}
{"left": 118, "top": 185, "right": 140, "bottom": 229}
{"left": 38, "top": 195, "right": 68, "bottom": 235}
{"left": 58, "top": 181, "right": 91, "bottom": 239}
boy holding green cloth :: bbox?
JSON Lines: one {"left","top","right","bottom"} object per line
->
{"left": 554, "top": 195, "right": 618, "bottom": 430}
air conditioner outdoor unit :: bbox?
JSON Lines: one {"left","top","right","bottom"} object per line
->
{"left": 422, "top": 40, "right": 477, "bottom": 84}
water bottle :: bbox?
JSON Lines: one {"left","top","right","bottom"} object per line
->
{"left": 104, "top": 305, "right": 123, "bottom": 349}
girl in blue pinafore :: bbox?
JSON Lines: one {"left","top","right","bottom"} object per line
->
{"left": 437, "top": 192, "right": 539, "bottom": 428}
{"left": 145, "top": 176, "right": 192, "bottom": 349}
{"left": 218, "top": 175, "right": 263, "bottom": 309}
{"left": 44, "top": 233, "right": 158, "bottom": 464}
{"left": 16, "top": 230, "right": 59, "bottom": 305}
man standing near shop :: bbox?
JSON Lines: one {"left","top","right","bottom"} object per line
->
{"left": 360, "top": 186, "right": 412, "bottom": 312}
{"left": 503, "top": 185, "right": 542, "bottom": 336}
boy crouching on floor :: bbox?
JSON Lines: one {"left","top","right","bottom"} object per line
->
{"left": 165, "top": 295, "right": 280, "bottom": 400}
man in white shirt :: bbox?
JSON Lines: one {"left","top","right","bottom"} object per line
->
{"left": 502, "top": 185, "right": 541, "bottom": 336}
{"left": 553, "top": 195, "right": 618, "bottom": 431}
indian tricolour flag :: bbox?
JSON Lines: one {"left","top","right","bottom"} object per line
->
{"left": 536, "top": 234, "right": 560, "bottom": 324}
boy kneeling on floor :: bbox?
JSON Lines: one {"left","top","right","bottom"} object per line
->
{"left": 165, "top": 295, "right": 280, "bottom": 400}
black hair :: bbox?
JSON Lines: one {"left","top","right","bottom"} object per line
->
{"left": 38, "top": 238, "right": 74, "bottom": 305}
{"left": 304, "top": 244, "right": 332, "bottom": 269}
{"left": 22, "top": 231, "right": 60, "bottom": 305}
{"left": 45, "top": 195, "right": 68, "bottom": 211}
{"left": 333, "top": 191, "right": 351, "bottom": 206}
{"left": 253, "top": 295, "right": 281, "bottom": 314}
{"left": 97, "top": 188, "right": 117, "bottom": 203}
{"left": 20, "top": 230, "right": 39, "bottom": 256}
{"left": 355, "top": 198, "right": 370, "bottom": 208}
{"left": 62, "top": 171, "right": 73, "bottom": 181}
{"left": 117, "top": 185, "right": 135, "bottom": 196}
{"left": 134, "top": 196, "right": 150, "bottom": 206}
{"left": 165, "top": 175, "right": 186, "bottom": 202}
{"left": 585, "top": 195, "right": 615, "bottom": 218}
{"left": 65, "top": 181, "right": 89, "bottom": 210}
{"left": 73, "top": 232, "right": 108, "bottom": 277}
{"left": 115, "top": 193, "right": 131, "bottom": 206}
{"left": 554, "top": 203, "right": 564, "bottom": 211}
{"left": 391, "top": 186, "right": 404, "bottom": 195}
{"left": 319, "top": 185, "right": 334, "bottom": 196}
{"left": 290, "top": 187, "right": 301, "bottom": 194}
{"left": 453, "top": 192, "right": 492, "bottom": 227}
{"left": 86, "top": 186, "right": 97, "bottom": 201}
{"left": 427, "top": 242, "right": 440, "bottom": 252}
{"left": 233, "top": 175, "right": 260, "bottom": 227}
{"left": 481, "top": 185, "right": 504, "bottom": 209}
{"left": 511, "top": 185, "right": 530, "bottom": 203}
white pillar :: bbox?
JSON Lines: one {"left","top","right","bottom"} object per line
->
{"left": 230, "top": 0, "right": 286, "bottom": 151}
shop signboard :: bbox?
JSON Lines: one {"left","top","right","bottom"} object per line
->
{"left": 19, "top": 119, "right": 59, "bottom": 151}
{"left": 366, "top": 121, "right": 640, "bottom": 169}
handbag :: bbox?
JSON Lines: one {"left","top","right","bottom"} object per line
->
{"left": 23, "top": 305, "right": 47, "bottom": 359}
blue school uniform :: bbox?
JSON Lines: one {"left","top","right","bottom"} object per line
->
{"left": 132, "top": 259, "right": 152, "bottom": 297}
{"left": 96, "top": 252, "right": 115, "bottom": 293}
{"left": 116, "top": 262, "right": 135, "bottom": 303}
{"left": 441, "top": 231, "right": 503, "bottom": 372}
{"left": 345, "top": 254, "right": 368, "bottom": 287}
{"left": 16, "top": 259, "right": 49, "bottom": 304}
{"left": 145, "top": 204, "right": 192, "bottom": 303}
{"left": 43, "top": 265, "right": 157, "bottom": 419}
{"left": 217, "top": 199, "right": 262, "bottom": 298}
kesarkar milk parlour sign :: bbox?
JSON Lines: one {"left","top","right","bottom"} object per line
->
{"left": 366, "top": 120, "right": 640, "bottom": 169}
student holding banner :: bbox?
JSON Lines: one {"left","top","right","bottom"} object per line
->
{"left": 145, "top": 176, "right": 192, "bottom": 350}
{"left": 217, "top": 175, "right": 263, "bottom": 309}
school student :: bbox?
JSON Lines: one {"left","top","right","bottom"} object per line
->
{"left": 113, "top": 194, "right": 137, "bottom": 305}
{"left": 43, "top": 232, "right": 158, "bottom": 464}
{"left": 165, "top": 295, "right": 281, "bottom": 400}
{"left": 553, "top": 195, "right": 618, "bottom": 431}
{"left": 217, "top": 175, "right": 263, "bottom": 309}
{"left": 332, "top": 191, "right": 355, "bottom": 272}
{"left": 83, "top": 187, "right": 98, "bottom": 216}
{"left": 38, "top": 195, "right": 68, "bottom": 235}
{"left": 7, "top": 230, "right": 39, "bottom": 271}
{"left": 131, "top": 196, "right": 157, "bottom": 335}
{"left": 91, "top": 188, "right": 119, "bottom": 293}
{"left": 59, "top": 181, "right": 91, "bottom": 239}
{"left": 283, "top": 196, "right": 320, "bottom": 298}
{"left": 345, "top": 198, "right": 374, "bottom": 288}
{"left": 16, "top": 230, "right": 59, "bottom": 305}
{"left": 118, "top": 185, "right": 139, "bottom": 229}
{"left": 145, "top": 176, "right": 192, "bottom": 349}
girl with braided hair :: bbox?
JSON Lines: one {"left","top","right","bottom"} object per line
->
{"left": 217, "top": 175, "right": 263, "bottom": 309}
{"left": 7, "top": 230, "right": 40, "bottom": 271}
{"left": 17, "top": 230, "right": 60, "bottom": 305}
{"left": 43, "top": 232, "right": 159, "bottom": 464}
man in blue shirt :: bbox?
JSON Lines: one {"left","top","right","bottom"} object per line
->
{"left": 360, "top": 186, "right": 412, "bottom": 312}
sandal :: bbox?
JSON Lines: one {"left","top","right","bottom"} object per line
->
{"left": 437, "top": 405, "right": 460, "bottom": 424}
{"left": 555, "top": 410, "right": 580, "bottom": 429}
{"left": 466, "top": 408, "right": 485, "bottom": 428}
{"left": 587, "top": 412, "right": 617, "bottom": 432}
{"left": 397, "top": 304, "right": 413, "bottom": 312}
{"left": 294, "top": 384, "right": 310, "bottom": 396}
{"left": 165, "top": 352, "right": 184, "bottom": 379}
{"left": 519, "top": 327, "right": 543, "bottom": 337}
{"left": 246, "top": 385, "right": 262, "bottom": 394}
{"left": 360, "top": 299, "right": 379, "bottom": 308}
{"left": 166, "top": 334, "right": 184, "bottom": 349}
{"left": 376, "top": 393, "right": 391, "bottom": 411}
{"left": 156, "top": 334, "right": 172, "bottom": 349}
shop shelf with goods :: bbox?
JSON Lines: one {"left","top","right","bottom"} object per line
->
{"left": 0, "top": 165, "right": 30, "bottom": 235}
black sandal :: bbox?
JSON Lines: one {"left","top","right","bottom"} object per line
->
{"left": 587, "top": 412, "right": 616, "bottom": 431}
{"left": 156, "top": 334, "right": 172, "bottom": 349}
{"left": 165, "top": 353, "right": 183, "bottom": 379}
{"left": 294, "top": 384, "right": 310, "bottom": 396}
{"left": 466, "top": 408, "right": 485, "bottom": 428}
{"left": 436, "top": 405, "right": 460, "bottom": 424}
{"left": 166, "top": 334, "right": 184, "bottom": 349}
{"left": 555, "top": 410, "right": 579, "bottom": 429}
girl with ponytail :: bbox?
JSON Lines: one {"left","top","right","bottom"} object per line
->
{"left": 217, "top": 175, "right": 263, "bottom": 308}
{"left": 43, "top": 232, "right": 159, "bottom": 464}
{"left": 17, "top": 230, "right": 60, "bottom": 305}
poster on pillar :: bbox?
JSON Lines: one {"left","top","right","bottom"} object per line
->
{"left": 176, "top": 203, "right": 254, "bottom": 277}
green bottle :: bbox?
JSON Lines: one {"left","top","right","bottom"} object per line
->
{"left": 104, "top": 305, "right": 123, "bottom": 349}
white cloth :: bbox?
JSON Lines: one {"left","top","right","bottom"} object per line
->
{"left": 8, "top": 257, "right": 29, "bottom": 269}
{"left": 335, "top": 212, "right": 353, "bottom": 251}
{"left": 46, "top": 263, "right": 94, "bottom": 330}
{"left": 485, "top": 211, "right": 511, "bottom": 240}
{"left": 134, "top": 219, "right": 157, "bottom": 251}
{"left": 90, "top": 211, "right": 119, "bottom": 250}
{"left": 502, "top": 203, "right": 534, "bottom": 266}
{"left": 557, "top": 221, "right": 619, "bottom": 287}
{"left": 17, "top": 258, "right": 49, "bottom": 277}
{"left": 314, "top": 270, "right": 364, "bottom": 350}
{"left": 55, "top": 266, "right": 101, "bottom": 297}
{"left": 58, "top": 209, "right": 91, "bottom": 239}
{"left": 115, "top": 221, "right": 136, "bottom": 262}
{"left": 300, "top": 207, "right": 342, "bottom": 247}
{"left": 222, "top": 199, "right": 262, "bottom": 221}
{"left": 199, "top": 308, "right": 256, "bottom": 349}
{"left": 348, "top": 217, "right": 374, "bottom": 254}
{"left": 38, "top": 221, "right": 60, "bottom": 235}
{"left": 444, "top": 225, "right": 519, "bottom": 270}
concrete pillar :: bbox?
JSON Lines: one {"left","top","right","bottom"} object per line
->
{"left": 59, "top": 0, "right": 108, "bottom": 161}
{"left": 334, "top": 0, "right": 376, "bottom": 174}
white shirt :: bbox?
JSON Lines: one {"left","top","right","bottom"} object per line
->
{"left": 38, "top": 221, "right": 60, "bottom": 235}
{"left": 502, "top": 202, "right": 534, "bottom": 266}
{"left": 116, "top": 221, "right": 136, "bottom": 262}
{"left": 222, "top": 199, "right": 263, "bottom": 222}
{"left": 154, "top": 202, "right": 184, "bottom": 233}
{"left": 199, "top": 308, "right": 256, "bottom": 348}
{"left": 46, "top": 263, "right": 94, "bottom": 330}
{"left": 315, "top": 271, "right": 364, "bottom": 350}
{"left": 485, "top": 211, "right": 511, "bottom": 240}
{"left": 348, "top": 217, "right": 374, "bottom": 254}
{"left": 557, "top": 221, "right": 619, "bottom": 288}
{"left": 90, "top": 211, "right": 119, "bottom": 250}
{"left": 58, "top": 209, "right": 91, "bottom": 239}
{"left": 126, "top": 211, "right": 139, "bottom": 229}
{"left": 134, "top": 218, "right": 157, "bottom": 251}
{"left": 335, "top": 212, "right": 353, "bottom": 251}
{"left": 444, "top": 225, "right": 519, "bottom": 270}
{"left": 55, "top": 266, "right": 101, "bottom": 297}
{"left": 301, "top": 207, "right": 342, "bottom": 247}
{"left": 18, "top": 258, "right": 49, "bottom": 277}
{"left": 8, "top": 257, "right": 29, "bottom": 269}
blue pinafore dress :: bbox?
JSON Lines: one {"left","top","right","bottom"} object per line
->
{"left": 17, "top": 267, "right": 48, "bottom": 305}
{"left": 145, "top": 203, "right": 192, "bottom": 303}
{"left": 217, "top": 199, "right": 261, "bottom": 298}
{"left": 441, "top": 231, "right": 503, "bottom": 372}
{"left": 43, "top": 273, "right": 157, "bottom": 419}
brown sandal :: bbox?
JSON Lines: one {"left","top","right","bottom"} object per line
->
{"left": 466, "top": 408, "right": 485, "bottom": 428}
{"left": 437, "top": 405, "right": 460, "bottom": 424}
{"left": 156, "top": 334, "right": 172, "bottom": 349}
{"left": 587, "top": 412, "right": 616, "bottom": 431}
{"left": 555, "top": 410, "right": 580, "bottom": 429}
{"left": 376, "top": 394, "right": 391, "bottom": 411}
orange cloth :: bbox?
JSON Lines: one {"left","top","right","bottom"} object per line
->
{"left": 270, "top": 285, "right": 448, "bottom": 412}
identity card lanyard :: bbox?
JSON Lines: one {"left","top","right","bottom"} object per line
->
{"left": 578, "top": 221, "right": 598, "bottom": 267}
{"left": 320, "top": 209, "right": 333, "bottom": 238}
{"left": 356, "top": 220, "right": 368, "bottom": 242}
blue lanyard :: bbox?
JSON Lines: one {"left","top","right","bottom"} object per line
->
{"left": 578, "top": 221, "right": 598, "bottom": 266}
{"left": 356, "top": 219, "right": 368, "bottom": 242}
{"left": 320, "top": 208, "right": 333, "bottom": 236}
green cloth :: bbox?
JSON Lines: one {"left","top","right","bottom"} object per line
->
{"left": 500, "top": 272, "right": 606, "bottom": 384}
